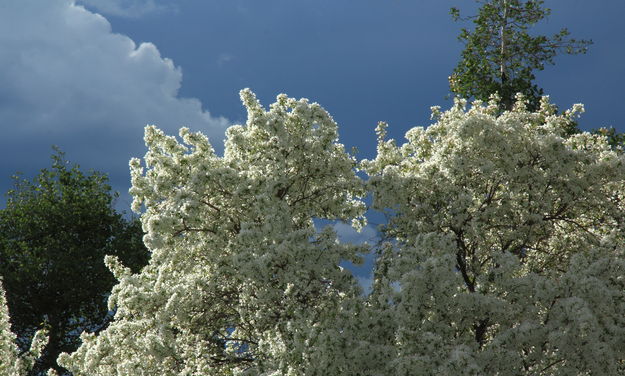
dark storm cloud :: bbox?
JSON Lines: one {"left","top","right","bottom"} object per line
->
{"left": 0, "top": 0, "right": 228, "bottom": 202}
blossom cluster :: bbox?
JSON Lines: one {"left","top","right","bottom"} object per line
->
{"left": 364, "top": 94, "right": 625, "bottom": 375}
{"left": 1, "top": 279, "right": 51, "bottom": 375}
{"left": 2, "top": 91, "right": 623, "bottom": 375}
{"left": 58, "top": 89, "right": 374, "bottom": 375}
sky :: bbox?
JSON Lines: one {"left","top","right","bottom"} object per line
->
{"left": 2, "top": 0, "right": 624, "bottom": 289}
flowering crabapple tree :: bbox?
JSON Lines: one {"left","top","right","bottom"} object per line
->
{"left": 364, "top": 94, "right": 625, "bottom": 375}
{"left": 57, "top": 89, "right": 385, "bottom": 375}
{"left": 39, "top": 90, "right": 625, "bottom": 375}
{"left": 0, "top": 279, "right": 49, "bottom": 376}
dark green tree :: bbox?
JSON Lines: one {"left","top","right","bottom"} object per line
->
{"left": 449, "top": 0, "right": 592, "bottom": 111}
{"left": 0, "top": 149, "right": 149, "bottom": 375}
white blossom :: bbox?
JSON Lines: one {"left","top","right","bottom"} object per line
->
{"left": 17, "top": 91, "right": 622, "bottom": 375}
{"left": 58, "top": 89, "right": 375, "bottom": 375}
{"left": 364, "top": 96, "right": 625, "bottom": 375}
{"left": 0, "top": 278, "right": 49, "bottom": 375}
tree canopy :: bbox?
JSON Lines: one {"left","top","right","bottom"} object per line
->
{"left": 50, "top": 91, "right": 625, "bottom": 375}
{"left": 0, "top": 150, "right": 149, "bottom": 375}
{"left": 448, "top": 0, "right": 592, "bottom": 110}
{"left": 59, "top": 90, "right": 374, "bottom": 375}
{"left": 365, "top": 95, "right": 625, "bottom": 374}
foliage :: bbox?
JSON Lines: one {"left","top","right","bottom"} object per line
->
{"left": 449, "top": 0, "right": 592, "bottom": 110}
{"left": 364, "top": 94, "right": 625, "bottom": 375}
{"left": 46, "top": 91, "right": 625, "bottom": 375}
{"left": 0, "top": 150, "right": 149, "bottom": 375}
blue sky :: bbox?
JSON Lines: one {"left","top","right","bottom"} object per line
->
{"left": 1, "top": 1, "right": 624, "bottom": 286}
{"left": 2, "top": 0, "right": 623, "bottom": 203}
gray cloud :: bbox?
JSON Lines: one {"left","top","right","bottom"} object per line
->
{"left": 0, "top": 0, "right": 228, "bottom": 201}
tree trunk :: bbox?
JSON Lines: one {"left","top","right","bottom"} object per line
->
{"left": 500, "top": 0, "right": 514, "bottom": 110}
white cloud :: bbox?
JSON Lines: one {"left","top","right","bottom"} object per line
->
{"left": 331, "top": 222, "right": 379, "bottom": 296}
{"left": 356, "top": 274, "right": 373, "bottom": 296}
{"left": 76, "top": 0, "right": 171, "bottom": 18}
{"left": 217, "top": 52, "right": 234, "bottom": 66}
{"left": 333, "top": 222, "right": 379, "bottom": 245}
{"left": 0, "top": 0, "right": 228, "bottom": 194}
